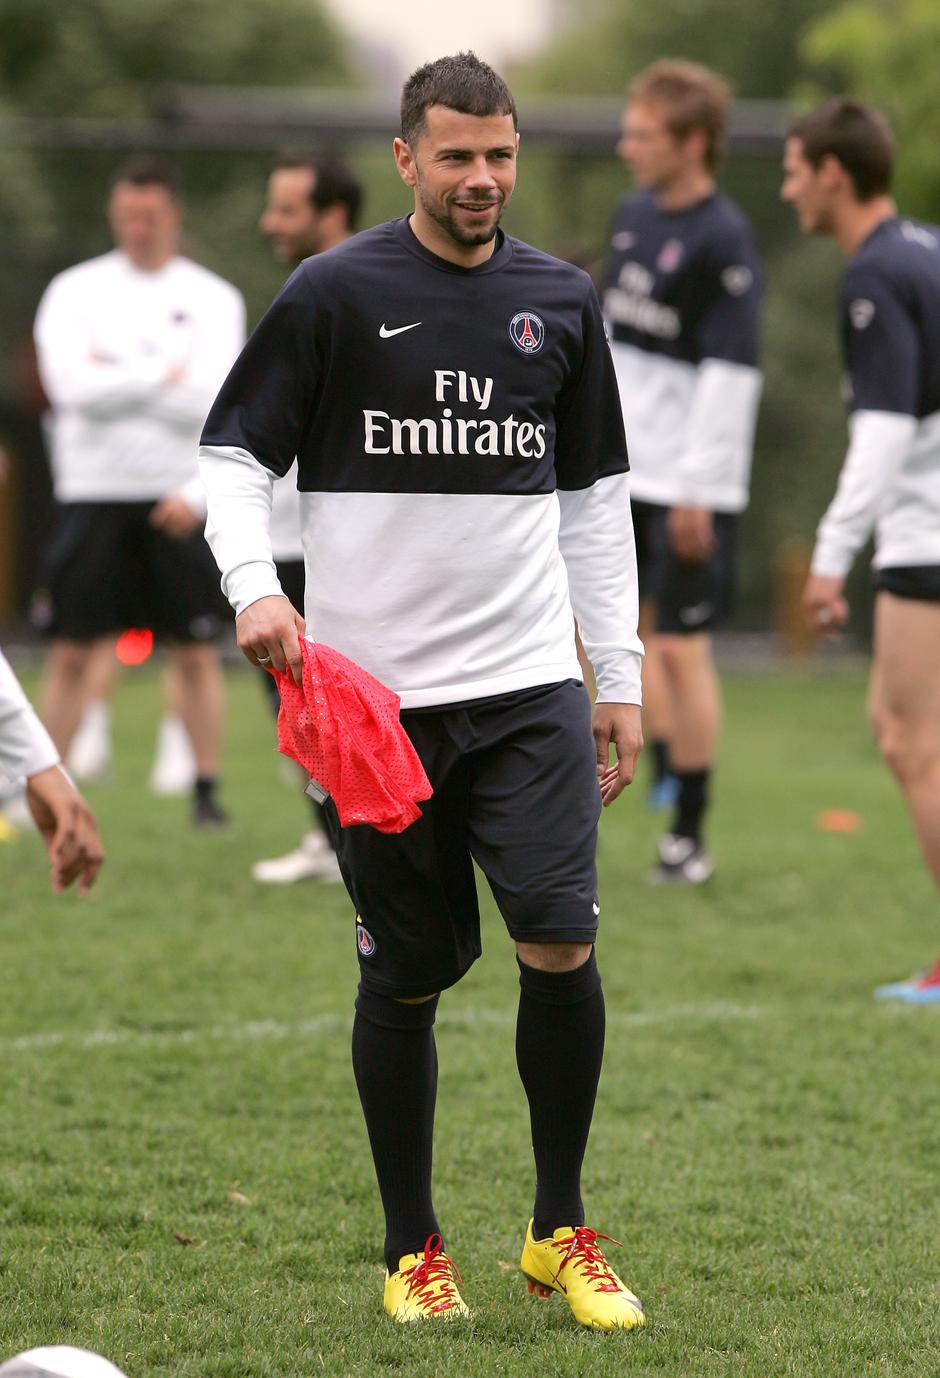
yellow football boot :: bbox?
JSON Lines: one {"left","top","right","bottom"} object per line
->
{"left": 520, "top": 1220, "right": 645, "bottom": 1331}
{"left": 383, "top": 1233, "right": 470, "bottom": 1323}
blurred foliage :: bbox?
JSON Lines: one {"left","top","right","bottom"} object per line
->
{"left": 800, "top": 0, "right": 940, "bottom": 220}
{"left": 0, "top": 0, "right": 352, "bottom": 115}
{"left": 516, "top": 0, "right": 842, "bottom": 97}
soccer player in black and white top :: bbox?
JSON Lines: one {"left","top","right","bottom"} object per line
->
{"left": 602, "top": 61, "right": 763, "bottom": 883}
{"left": 782, "top": 98, "right": 940, "bottom": 1003}
{"left": 250, "top": 155, "right": 364, "bottom": 887}
{"left": 199, "top": 53, "right": 647, "bottom": 1329}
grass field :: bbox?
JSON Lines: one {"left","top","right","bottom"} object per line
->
{"left": 1, "top": 662, "right": 939, "bottom": 1377}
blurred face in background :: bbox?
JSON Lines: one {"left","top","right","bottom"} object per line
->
{"left": 781, "top": 137, "right": 836, "bottom": 235}
{"left": 261, "top": 167, "right": 324, "bottom": 262}
{"left": 617, "top": 100, "right": 704, "bottom": 192}
{"left": 108, "top": 181, "right": 182, "bottom": 270}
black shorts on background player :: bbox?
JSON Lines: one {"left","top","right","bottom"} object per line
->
{"left": 631, "top": 499, "right": 737, "bottom": 634}
{"left": 45, "top": 501, "right": 223, "bottom": 642}
{"left": 872, "top": 565, "right": 940, "bottom": 602}
{"left": 326, "top": 680, "right": 600, "bottom": 999}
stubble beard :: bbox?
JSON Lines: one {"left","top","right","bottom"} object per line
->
{"left": 418, "top": 184, "right": 503, "bottom": 248}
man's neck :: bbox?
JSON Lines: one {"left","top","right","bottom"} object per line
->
{"left": 653, "top": 168, "right": 716, "bottom": 213}
{"left": 122, "top": 248, "right": 175, "bottom": 272}
{"left": 408, "top": 207, "right": 497, "bottom": 269}
{"left": 834, "top": 195, "right": 897, "bottom": 257}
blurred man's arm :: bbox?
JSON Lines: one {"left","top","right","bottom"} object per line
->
{"left": 0, "top": 649, "right": 104, "bottom": 893}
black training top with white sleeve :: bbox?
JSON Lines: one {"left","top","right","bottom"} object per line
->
{"left": 811, "top": 217, "right": 940, "bottom": 578}
{"left": 601, "top": 189, "right": 763, "bottom": 513}
{"left": 199, "top": 216, "right": 642, "bottom": 710}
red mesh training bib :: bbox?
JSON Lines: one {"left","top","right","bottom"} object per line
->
{"left": 271, "top": 639, "right": 432, "bottom": 833}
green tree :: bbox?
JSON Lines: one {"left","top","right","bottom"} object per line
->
{"left": 801, "top": 0, "right": 940, "bottom": 219}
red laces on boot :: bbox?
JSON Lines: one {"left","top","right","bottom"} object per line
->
{"left": 402, "top": 1235, "right": 464, "bottom": 1314}
{"left": 550, "top": 1227, "right": 625, "bottom": 1293}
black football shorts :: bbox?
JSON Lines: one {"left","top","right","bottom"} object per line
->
{"left": 872, "top": 564, "right": 940, "bottom": 602}
{"left": 632, "top": 498, "right": 737, "bottom": 634}
{"left": 325, "top": 679, "right": 602, "bottom": 998}
{"left": 44, "top": 500, "right": 224, "bottom": 643}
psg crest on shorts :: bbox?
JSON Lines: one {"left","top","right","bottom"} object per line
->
{"left": 356, "top": 919, "right": 376, "bottom": 957}
{"left": 509, "top": 310, "right": 545, "bottom": 355}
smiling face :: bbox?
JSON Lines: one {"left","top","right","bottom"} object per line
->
{"left": 394, "top": 105, "right": 518, "bottom": 265}
{"left": 780, "top": 136, "right": 834, "bottom": 235}
{"left": 260, "top": 166, "right": 324, "bottom": 263}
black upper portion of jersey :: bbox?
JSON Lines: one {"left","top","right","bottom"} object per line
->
{"left": 202, "top": 217, "right": 628, "bottom": 495}
{"left": 841, "top": 217, "right": 940, "bottom": 419}
{"left": 601, "top": 189, "right": 761, "bottom": 367}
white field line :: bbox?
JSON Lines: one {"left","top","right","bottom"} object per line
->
{"left": 1, "top": 1002, "right": 762, "bottom": 1056}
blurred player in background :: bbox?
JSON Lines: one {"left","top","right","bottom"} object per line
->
{"left": 250, "top": 154, "right": 363, "bottom": 885}
{"left": 199, "top": 52, "right": 646, "bottom": 1331}
{"left": 602, "top": 60, "right": 762, "bottom": 882}
{"left": 33, "top": 158, "right": 245, "bottom": 827}
{"left": 0, "top": 645, "right": 103, "bottom": 893}
{"left": 782, "top": 98, "right": 940, "bottom": 1003}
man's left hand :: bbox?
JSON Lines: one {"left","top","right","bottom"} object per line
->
{"left": 149, "top": 494, "right": 201, "bottom": 539}
{"left": 668, "top": 506, "right": 715, "bottom": 562}
{"left": 593, "top": 702, "right": 643, "bottom": 807}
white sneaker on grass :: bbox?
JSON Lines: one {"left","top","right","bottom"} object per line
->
{"left": 67, "top": 701, "right": 111, "bottom": 782}
{"left": 149, "top": 714, "right": 197, "bottom": 796}
{"left": 251, "top": 830, "right": 343, "bottom": 884}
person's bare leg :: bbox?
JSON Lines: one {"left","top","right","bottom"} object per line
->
{"left": 638, "top": 600, "right": 673, "bottom": 745}
{"left": 168, "top": 642, "right": 224, "bottom": 777}
{"left": 81, "top": 637, "right": 121, "bottom": 704}
{"left": 656, "top": 630, "right": 721, "bottom": 770}
{"left": 869, "top": 594, "right": 940, "bottom": 891}
{"left": 39, "top": 639, "right": 94, "bottom": 755}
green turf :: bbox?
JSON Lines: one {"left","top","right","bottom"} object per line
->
{"left": 1, "top": 663, "right": 938, "bottom": 1376}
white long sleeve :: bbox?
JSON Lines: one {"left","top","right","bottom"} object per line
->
{"left": 811, "top": 410, "right": 917, "bottom": 578}
{"left": 198, "top": 444, "right": 284, "bottom": 614}
{"left": 674, "top": 358, "right": 763, "bottom": 509}
{"left": 35, "top": 251, "right": 245, "bottom": 502}
{"left": 557, "top": 471, "right": 644, "bottom": 705}
{"left": 0, "top": 649, "right": 60, "bottom": 782}
{"left": 35, "top": 277, "right": 167, "bottom": 419}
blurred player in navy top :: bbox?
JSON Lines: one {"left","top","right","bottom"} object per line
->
{"left": 783, "top": 97, "right": 940, "bottom": 1002}
{"left": 199, "top": 53, "right": 647, "bottom": 1329}
{"left": 250, "top": 154, "right": 363, "bottom": 889}
{"left": 602, "top": 61, "right": 763, "bottom": 884}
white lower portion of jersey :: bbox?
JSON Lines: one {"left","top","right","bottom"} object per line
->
{"left": 610, "top": 342, "right": 761, "bottom": 513}
{"left": 812, "top": 408, "right": 940, "bottom": 577}
{"left": 269, "top": 462, "right": 304, "bottom": 563}
{"left": 198, "top": 445, "right": 643, "bottom": 709}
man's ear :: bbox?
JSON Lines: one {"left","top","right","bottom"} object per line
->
{"left": 393, "top": 137, "right": 417, "bottom": 189}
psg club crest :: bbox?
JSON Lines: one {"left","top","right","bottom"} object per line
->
{"left": 509, "top": 310, "right": 545, "bottom": 355}
{"left": 356, "top": 918, "right": 376, "bottom": 957}
{"left": 657, "top": 238, "right": 684, "bottom": 273}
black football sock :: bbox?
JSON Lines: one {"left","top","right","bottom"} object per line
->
{"left": 671, "top": 768, "right": 711, "bottom": 843}
{"left": 516, "top": 950, "right": 605, "bottom": 1241}
{"left": 650, "top": 738, "right": 672, "bottom": 785}
{"left": 352, "top": 985, "right": 441, "bottom": 1274}
{"left": 194, "top": 775, "right": 217, "bottom": 803}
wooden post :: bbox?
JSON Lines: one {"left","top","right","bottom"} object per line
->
{"left": 773, "top": 539, "right": 813, "bottom": 658}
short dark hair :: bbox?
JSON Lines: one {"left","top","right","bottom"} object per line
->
{"left": 275, "top": 153, "right": 364, "bottom": 230}
{"left": 628, "top": 60, "right": 730, "bottom": 173}
{"left": 400, "top": 51, "right": 517, "bottom": 145}
{"left": 788, "top": 97, "right": 894, "bottom": 201}
{"left": 109, "top": 156, "right": 181, "bottom": 198}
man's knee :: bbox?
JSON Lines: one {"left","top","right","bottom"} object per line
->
{"left": 657, "top": 631, "right": 710, "bottom": 680}
{"left": 355, "top": 984, "right": 440, "bottom": 1029}
{"left": 49, "top": 639, "right": 92, "bottom": 678}
{"left": 515, "top": 940, "right": 593, "bottom": 973}
{"left": 870, "top": 700, "right": 940, "bottom": 786}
